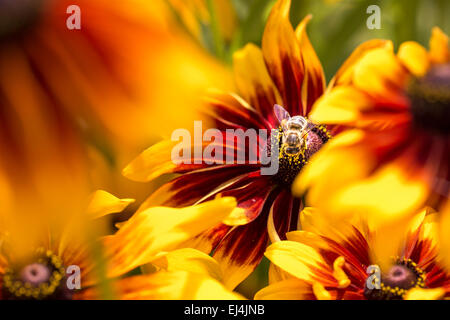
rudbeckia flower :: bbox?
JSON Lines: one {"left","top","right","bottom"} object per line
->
{"left": 0, "top": 186, "right": 241, "bottom": 300}
{"left": 255, "top": 207, "right": 450, "bottom": 300}
{"left": 296, "top": 28, "right": 449, "bottom": 227}
{"left": 123, "top": 0, "right": 361, "bottom": 289}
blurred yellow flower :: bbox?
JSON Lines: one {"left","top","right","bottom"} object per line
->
{"left": 295, "top": 28, "right": 449, "bottom": 228}
{"left": 0, "top": 184, "right": 241, "bottom": 300}
{"left": 255, "top": 207, "right": 450, "bottom": 300}
{"left": 0, "top": 0, "right": 232, "bottom": 204}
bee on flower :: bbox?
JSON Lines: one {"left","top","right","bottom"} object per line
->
{"left": 123, "top": 0, "right": 390, "bottom": 289}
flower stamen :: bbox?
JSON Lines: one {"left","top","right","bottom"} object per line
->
{"left": 2, "top": 248, "right": 71, "bottom": 300}
{"left": 364, "top": 258, "right": 426, "bottom": 300}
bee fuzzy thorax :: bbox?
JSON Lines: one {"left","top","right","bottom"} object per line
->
{"left": 272, "top": 105, "right": 331, "bottom": 186}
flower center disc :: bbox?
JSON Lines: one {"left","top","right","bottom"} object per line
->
{"left": 364, "top": 258, "right": 426, "bottom": 300}
{"left": 2, "top": 248, "right": 71, "bottom": 300}
{"left": 408, "top": 64, "right": 450, "bottom": 135}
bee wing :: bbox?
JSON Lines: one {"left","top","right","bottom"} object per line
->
{"left": 274, "top": 104, "right": 290, "bottom": 125}
{"left": 300, "top": 121, "right": 316, "bottom": 140}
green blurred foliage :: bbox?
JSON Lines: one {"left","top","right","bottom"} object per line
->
{"left": 205, "top": 0, "right": 450, "bottom": 80}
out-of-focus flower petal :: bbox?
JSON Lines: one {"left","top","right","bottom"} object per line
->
{"left": 86, "top": 190, "right": 134, "bottom": 220}
{"left": 398, "top": 41, "right": 430, "bottom": 77}
{"left": 310, "top": 86, "right": 373, "bottom": 125}
{"left": 439, "top": 203, "right": 450, "bottom": 272}
{"left": 122, "top": 140, "right": 179, "bottom": 182}
{"left": 329, "top": 40, "right": 393, "bottom": 87}
{"left": 144, "top": 248, "right": 223, "bottom": 283}
{"left": 77, "top": 271, "right": 244, "bottom": 300}
{"left": 255, "top": 278, "right": 313, "bottom": 300}
{"left": 429, "top": 27, "right": 449, "bottom": 64}
{"left": 103, "top": 197, "right": 238, "bottom": 278}
{"left": 353, "top": 47, "right": 408, "bottom": 97}
{"left": 335, "top": 164, "right": 428, "bottom": 228}
{"left": 405, "top": 287, "right": 445, "bottom": 300}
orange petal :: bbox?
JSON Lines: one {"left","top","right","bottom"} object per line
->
{"left": 76, "top": 271, "right": 244, "bottom": 300}
{"left": 353, "top": 47, "right": 408, "bottom": 97}
{"left": 398, "top": 41, "right": 430, "bottom": 77}
{"left": 329, "top": 39, "right": 393, "bottom": 88}
{"left": 309, "top": 86, "right": 373, "bottom": 125}
{"left": 233, "top": 44, "right": 282, "bottom": 118}
{"left": 122, "top": 140, "right": 178, "bottom": 182}
{"left": 145, "top": 248, "right": 224, "bottom": 283}
{"left": 429, "top": 27, "right": 449, "bottom": 64}
{"left": 262, "top": 0, "right": 305, "bottom": 115}
{"left": 86, "top": 190, "right": 134, "bottom": 219}
{"left": 102, "top": 197, "right": 238, "bottom": 278}
{"left": 295, "top": 15, "right": 325, "bottom": 112}
{"left": 255, "top": 278, "right": 313, "bottom": 300}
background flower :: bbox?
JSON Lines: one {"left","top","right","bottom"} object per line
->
{"left": 256, "top": 207, "right": 450, "bottom": 300}
{"left": 296, "top": 28, "right": 449, "bottom": 258}
{"left": 0, "top": 0, "right": 233, "bottom": 206}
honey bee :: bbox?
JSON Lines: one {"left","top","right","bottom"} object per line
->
{"left": 274, "top": 104, "right": 313, "bottom": 155}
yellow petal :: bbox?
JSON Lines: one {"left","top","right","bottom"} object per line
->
{"left": 398, "top": 41, "right": 430, "bottom": 77}
{"left": 78, "top": 271, "right": 244, "bottom": 300}
{"left": 144, "top": 248, "right": 223, "bottom": 283}
{"left": 268, "top": 263, "right": 293, "bottom": 284}
{"left": 413, "top": 208, "right": 438, "bottom": 247}
{"left": 86, "top": 190, "right": 134, "bottom": 219}
{"left": 286, "top": 230, "right": 325, "bottom": 249}
{"left": 309, "top": 86, "right": 372, "bottom": 124}
{"left": 353, "top": 47, "right": 407, "bottom": 96}
{"left": 312, "top": 282, "right": 332, "bottom": 300}
{"left": 103, "top": 197, "right": 237, "bottom": 277}
{"left": 222, "top": 207, "right": 253, "bottom": 226}
{"left": 336, "top": 164, "right": 428, "bottom": 227}
{"left": 255, "top": 278, "right": 312, "bottom": 300}
{"left": 329, "top": 39, "right": 393, "bottom": 88}
{"left": 262, "top": 0, "right": 305, "bottom": 113}
{"left": 293, "top": 130, "right": 372, "bottom": 205}
{"left": 439, "top": 202, "right": 450, "bottom": 272}
{"left": 233, "top": 43, "right": 282, "bottom": 114}
{"left": 405, "top": 287, "right": 445, "bottom": 300}
{"left": 295, "top": 15, "right": 326, "bottom": 108}
{"left": 122, "top": 140, "right": 178, "bottom": 182}
{"left": 429, "top": 27, "right": 449, "bottom": 64}
{"left": 211, "top": 241, "right": 261, "bottom": 290}
{"left": 264, "top": 241, "right": 328, "bottom": 282}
